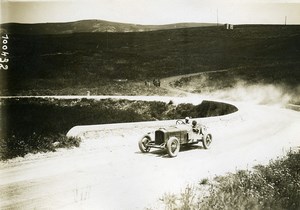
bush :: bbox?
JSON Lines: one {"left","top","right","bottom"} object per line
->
{"left": 0, "top": 133, "right": 81, "bottom": 160}
{"left": 159, "top": 150, "right": 300, "bottom": 210}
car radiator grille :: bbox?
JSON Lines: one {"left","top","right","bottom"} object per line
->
{"left": 155, "top": 130, "right": 165, "bottom": 145}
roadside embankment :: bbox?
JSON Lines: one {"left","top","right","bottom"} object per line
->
{"left": 67, "top": 99, "right": 240, "bottom": 140}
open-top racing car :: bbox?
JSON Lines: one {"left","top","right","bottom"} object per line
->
{"left": 138, "top": 119, "right": 212, "bottom": 157}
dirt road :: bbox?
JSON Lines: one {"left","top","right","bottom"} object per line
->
{"left": 1, "top": 94, "right": 300, "bottom": 209}
{"left": 160, "top": 69, "right": 230, "bottom": 97}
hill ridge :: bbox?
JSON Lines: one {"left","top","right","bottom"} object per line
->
{"left": 0, "top": 19, "right": 217, "bottom": 35}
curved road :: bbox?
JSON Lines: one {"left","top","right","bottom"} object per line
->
{"left": 1, "top": 74, "right": 300, "bottom": 210}
{"left": 160, "top": 69, "right": 230, "bottom": 97}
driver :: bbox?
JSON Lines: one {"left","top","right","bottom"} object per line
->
{"left": 185, "top": 117, "right": 190, "bottom": 124}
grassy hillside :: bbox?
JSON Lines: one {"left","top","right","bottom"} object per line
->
{"left": 1, "top": 25, "right": 299, "bottom": 95}
{"left": 159, "top": 150, "right": 300, "bottom": 210}
{"left": 0, "top": 20, "right": 216, "bottom": 35}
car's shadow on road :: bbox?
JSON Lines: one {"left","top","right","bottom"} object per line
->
{"left": 136, "top": 144, "right": 205, "bottom": 158}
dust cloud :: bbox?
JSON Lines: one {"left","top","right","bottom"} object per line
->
{"left": 210, "top": 81, "right": 300, "bottom": 106}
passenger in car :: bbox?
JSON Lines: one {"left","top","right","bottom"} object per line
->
{"left": 192, "top": 120, "right": 201, "bottom": 134}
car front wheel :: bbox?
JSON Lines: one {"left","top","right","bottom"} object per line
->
{"left": 166, "top": 137, "right": 180, "bottom": 157}
{"left": 139, "top": 136, "right": 151, "bottom": 153}
{"left": 202, "top": 134, "right": 212, "bottom": 149}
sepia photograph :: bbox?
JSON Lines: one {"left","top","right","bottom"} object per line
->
{"left": 0, "top": 0, "right": 300, "bottom": 209}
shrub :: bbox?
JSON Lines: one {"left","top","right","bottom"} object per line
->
{"left": 0, "top": 133, "right": 81, "bottom": 160}
{"left": 55, "top": 134, "right": 81, "bottom": 149}
{"left": 159, "top": 150, "right": 300, "bottom": 210}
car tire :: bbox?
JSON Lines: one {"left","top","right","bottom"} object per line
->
{"left": 166, "top": 137, "right": 180, "bottom": 157}
{"left": 139, "top": 136, "right": 151, "bottom": 153}
{"left": 176, "top": 120, "right": 185, "bottom": 125}
{"left": 202, "top": 134, "right": 212, "bottom": 149}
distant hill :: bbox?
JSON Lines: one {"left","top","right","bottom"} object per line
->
{"left": 1, "top": 24, "right": 299, "bottom": 96}
{"left": 0, "top": 19, "right": 216, "bottom": 35}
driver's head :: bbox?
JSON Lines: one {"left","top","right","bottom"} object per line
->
{"left": 185, "top": 117, "right": 190, "bottom": 123}
{"left": 192, "top": 120, "right": 197, "bottom": 126}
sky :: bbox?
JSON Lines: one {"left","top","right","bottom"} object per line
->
{"left": 1, "top": 0, "right": 300, "bottom": 25}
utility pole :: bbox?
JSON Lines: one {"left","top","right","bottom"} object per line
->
{"left": 285, "top": 16, "right": 287, "bottom": 25}
{"left": 217, "top": 9, "right": 219, "bottom": 26}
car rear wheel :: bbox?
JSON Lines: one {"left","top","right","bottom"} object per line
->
{"left": 176, "top": 120, "right": 185, "bottom": 125}
{"left": 167, "top": 137, "right": 180, "bottom": 157}
{"left": 139, "top": 136, "right": 151, "bottom": 153}
{"left": 202, "top": 134, "right": 212, "bottom": 149}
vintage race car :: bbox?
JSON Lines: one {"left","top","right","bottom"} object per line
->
{"left": 138, "top": 120, "right": 212, "bottom": 157}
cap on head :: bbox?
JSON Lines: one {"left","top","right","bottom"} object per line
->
{"left": 185, "top": 117, "right": 190, "bottom": 123}
{"left": 192, "top": 120, "right": 197, "bottom": 126}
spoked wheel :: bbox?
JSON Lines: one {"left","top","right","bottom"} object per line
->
{"left": 176, "top": 120, "right": 185, "bottom": 125}
{"left": 202, "top": 134, "right": 212, "bottom": 149}
{"left": 166, "top": 137, "right": 180, "bottom": 157}
{"left": 138, "top": 136, "right": 151, "bottom": 153}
